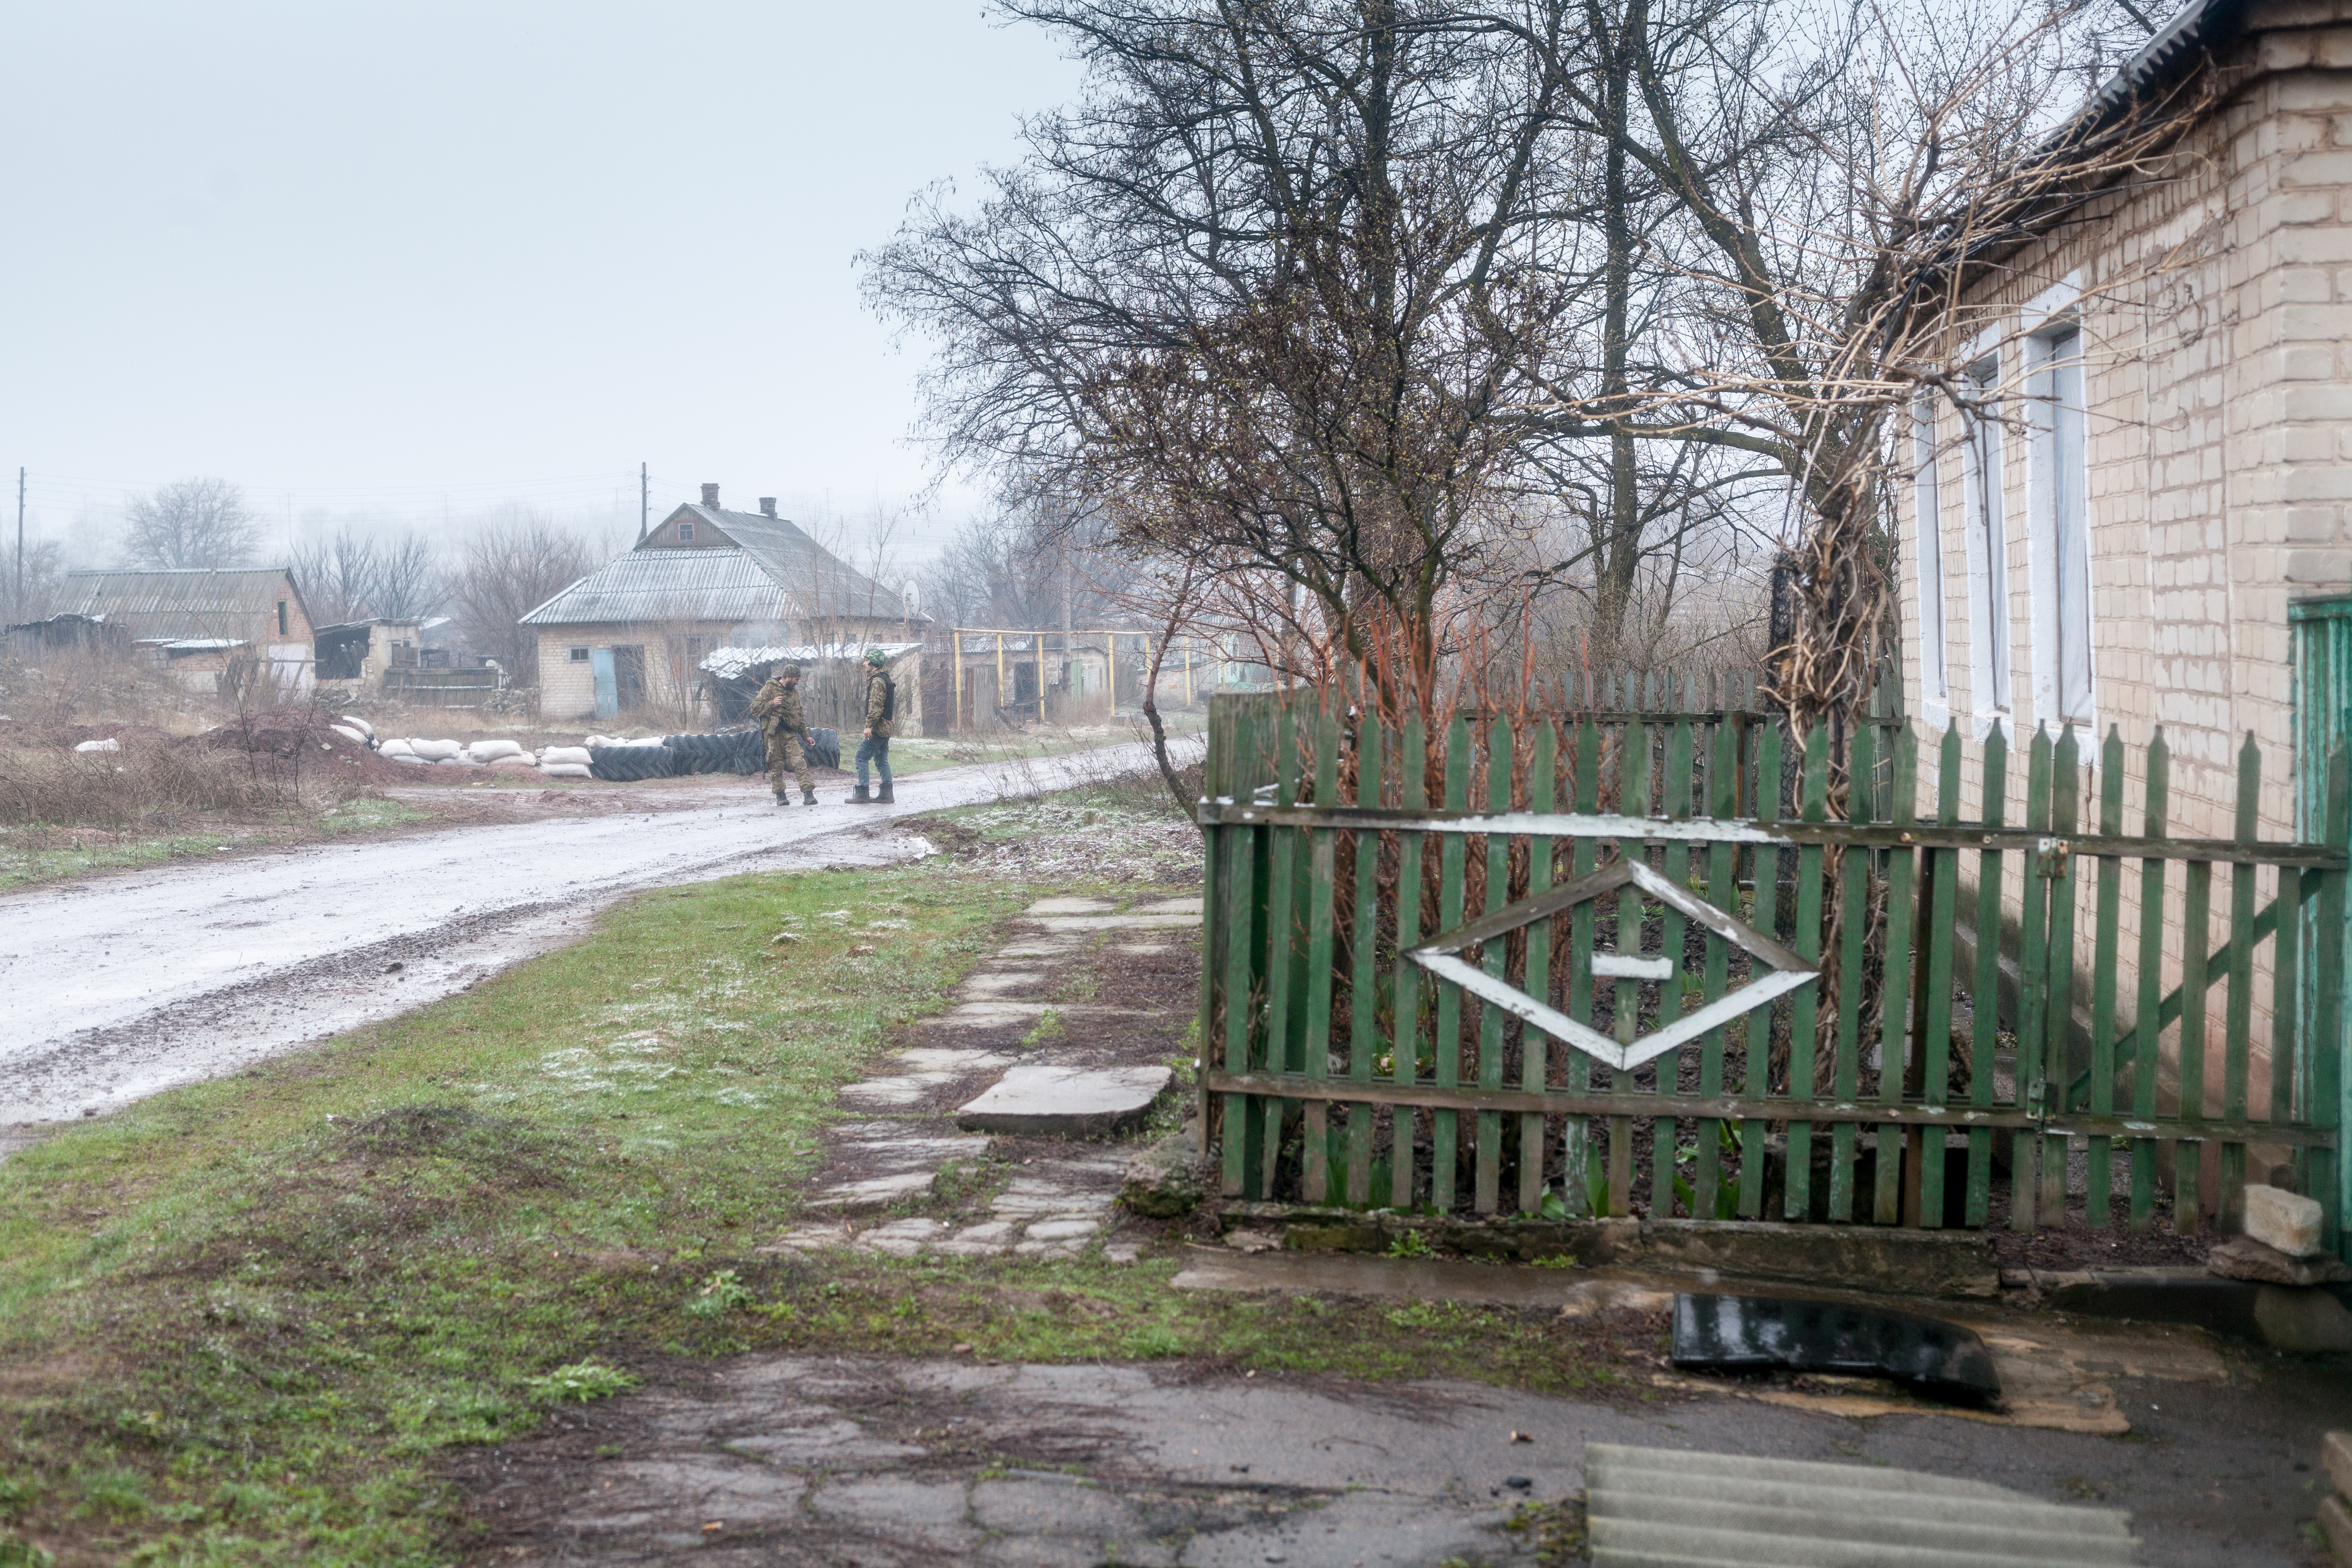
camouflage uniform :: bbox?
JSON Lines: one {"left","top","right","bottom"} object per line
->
{"left": 750, "top": 669, "right": 815, "bottom": 802}
{"left": 853, "top": 656, "right": 895, "bottom": 801}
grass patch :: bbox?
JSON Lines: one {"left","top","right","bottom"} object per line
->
{"left": 0, "top": 860, "right": 1028, "bottom": 1565}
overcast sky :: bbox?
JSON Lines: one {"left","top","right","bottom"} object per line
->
{"left": 1, "top": 2, "right": 1083, "bottom": 563}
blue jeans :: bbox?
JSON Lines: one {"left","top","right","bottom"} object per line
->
{"left": 855, "top": 734, "right": 892, "bottom": 791}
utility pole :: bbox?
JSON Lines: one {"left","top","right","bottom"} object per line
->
{"left": 14, "top": 467, "right": 23, "bottom": 622}
{"left": 639, "top": 463, "right": 648, "bottom": 543}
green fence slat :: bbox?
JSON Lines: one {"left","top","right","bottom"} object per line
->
{"left": 2273, "top": 859, "right": 2305, "bottom": 1133}
{"left": 1918, "top": 722, "right": 1962, "bottom": 1228}
{"left": 2012, "top": 727, "right": 2053, "bottom": 1231}
{"left": 1520, "top": 721, "right": 1558, "bottom": 1216}
{"left": 2041, "top": 725, "right": 2082, "bottom": 1226}
{"left": 2313, "top": 744, "right": 2347, "bottom": 1258}
{"left": 1740, "top": 723, "right": 1785, "bottom": 1220}
{"left": 1695, "top": 720, "right": 1739, "bottom": 1222}
{"left": 1565, "top": 722, "right": 1601, "bottom": 1217}
{"left": 1219, "top": 707, "right": 1263, "bottom": 1198}
{"left": 1609, "top": 713, "right": 1650, "bottom": 1216}
{"left": 1786, "top": 726, "right": 1830, "bottom": 1221}
{"left": 1432, "top": 715, "right": 1471, "bottom": 1214}
{"left": 1392, "top": 715, "right": 1427, "bottom": 1212}
{"left": 2177, "top": 820, "right": 2214, "bottom": 1236}
{"left": 2130, "top": 731, "right": 2170, "bottom": 1230}
{"left": 2220, "top": 733, "right": 2260, "bottom": 1229}
{"left": 1965, "top": 723, "right": 2008, "bottom": 1228}
{"left": 1874, "top": 727, "right": 1917, "bottom": 1226}
{"left": 1829, "top": 720, "right": 1877, "bottom": 1224}
{"left": 1346, "top": 720, "right": 1386, "bottom": 1208}
{"left": 1299, "top": 708, "right": 1341, "bottom": 1204}
{"left": 1652, "top": 716, "right": 1697, "bottom": 1217}
{"left": 2085, "top": 727, "right": 2126, "bottom": 1228}
{"left": 1259, "top": 706, "right": 1301, "bottom": 1201}
{"left": 1474, "top": 718, "right": 1515, "bottom": 1215}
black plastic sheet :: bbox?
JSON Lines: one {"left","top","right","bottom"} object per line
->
{"left": 1670, "top": 1293, "right": 2001, "bottom": 1404}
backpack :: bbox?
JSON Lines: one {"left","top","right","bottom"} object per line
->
{"left": 876, "top": 672, "right": 896, "bottom": 722}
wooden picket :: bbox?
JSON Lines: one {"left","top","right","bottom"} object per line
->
{"left": 1197, "top": 689, "right": 2351, "bottom": 1256}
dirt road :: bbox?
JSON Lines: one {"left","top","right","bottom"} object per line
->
{"left": 0, "top": 739, "right": 1188, "bottom": 1134}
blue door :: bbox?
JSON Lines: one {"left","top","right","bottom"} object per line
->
{"left": 591, "top": 648, "right": 617, "bottom": 719}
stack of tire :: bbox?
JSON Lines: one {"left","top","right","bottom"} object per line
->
{"left": 661, "top": 730, "right": 764, "bottom": 775}
{"left": 587, "top": 741, "right": 677, "bottom": 781}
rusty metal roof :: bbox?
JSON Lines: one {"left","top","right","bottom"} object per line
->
{"left": 46, "top": 568, "right": 307, "bottom": 642}
{"left": 518, "top": 547, "right": 796, "bottom": 627}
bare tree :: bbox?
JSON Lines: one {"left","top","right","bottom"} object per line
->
{"left": 864, "top": 0, "right": 1618, "bottom": 723}
{"left": 3, "top": 538, "right": 66, "bottom": 628}
{"left": 123, "top": 478, "right": 261, "bottom": 571}
{"left": 445, "top": 510, "right": 594, "bottom": 688}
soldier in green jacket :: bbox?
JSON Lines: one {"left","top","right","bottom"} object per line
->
{"left": 750, "top": 664, "right": 816, "bottom": 806}
{"left": 851, "top": 648, "right": 895, "bottom": 804}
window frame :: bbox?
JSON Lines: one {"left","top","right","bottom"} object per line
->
{"left": 1957, "top": 347, "right": 2012, "bottom": 739}
{"left": 677, "top": 520, "right": 695, "bottom": 543}
{"left": 2026, "top": 315, "right": 2096, "bottom": 735}
{"left": 568, "top": 646, "right": 590, "bottom": 663}
{"left": 1911, "top": 394, "right": 1950, "bottom": 730}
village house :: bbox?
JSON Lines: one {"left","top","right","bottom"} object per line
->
{"left": 1897, "top": 0, "right": 2352, "bottom": 1201}
{"left": 15, "top": 567, "right": 315, "bottom": 697}
{"left": 521, "top": 485, "right": 923, "bottom": 722}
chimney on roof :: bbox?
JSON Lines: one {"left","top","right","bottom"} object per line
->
{"left": 701, "top": 483, "right": 719, "bottom": 508}
{"left": 759, "top": 497, "right": 777, "bottom": 517}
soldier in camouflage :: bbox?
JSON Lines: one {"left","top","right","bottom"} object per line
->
{"left": 749, "top": 664, "right": 817, "bottom": 806}
{"left": 850, "top": 648, "right": 895, "bottom": 804}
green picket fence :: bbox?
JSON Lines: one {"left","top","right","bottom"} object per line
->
{"left": 1196, "top": 690, "right": 2348, "bottom": 1253}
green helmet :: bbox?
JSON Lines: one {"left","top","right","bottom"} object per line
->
{"left": 778, "top": 664, "right": 801, "bottom": 679}
{"left": 864, "top": 648, "right": 888, "bottom": 666}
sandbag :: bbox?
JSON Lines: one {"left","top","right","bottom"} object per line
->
{"left": 588, "top": 744, "right": 676, "bottom": 782}
{"left": 539, "top": 745, "right": 592, "bottom": 766}
{"left": 330, "top": 723, "right": 369, "bottom": 747}
{"left": 74, "top": 738, "right": 120, "bottom": 753}
{"left": 539, "top": 762, "right": 593, "bottom": 779}
{"left": 409, "top": 738, "right": 462, "bottom": 762}
{"left": 337, "top": 714, "right": 374, "bottom": 739}
{"left": 377, "top": 737, "right": 416, "bottom": 757}
{"left": 466, "top": 739, "right": 525, "bottom": 762}
{"left": 434, "top": 756, "right": 479, "bottom": 766}
{"left": 391, "top": 753, "right": 429, "bottom": 765}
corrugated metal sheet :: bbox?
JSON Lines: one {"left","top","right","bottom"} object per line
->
{"left": 700, "top": 642, "right": 923, "bottom": 681}
{"left": 1585, "top": 1444, "right": 2140, "bottom": 1567}
{"left": 46, "top": 568, "right": 304, "bottom": 642}
{"left": 519, "top": 547, "right": 796, "bottom": 627}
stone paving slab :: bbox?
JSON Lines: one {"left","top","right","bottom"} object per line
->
{"left": 956, "top": 1064, "right": 1175, "bottom": 1136}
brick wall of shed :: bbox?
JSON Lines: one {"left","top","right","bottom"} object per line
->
{"left": 1895, "top": 6, "right": 2352, "bottom": 1162}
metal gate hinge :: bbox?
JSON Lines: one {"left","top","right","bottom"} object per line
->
{"left": 2036, "top": 838, "right": 2071, "bottom": 877}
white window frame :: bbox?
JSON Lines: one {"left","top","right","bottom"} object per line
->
{"left": 1957, "top": 340, "right": 2012, "bottom": 740}
{"left": 1911, "top": 394, "right": 1950, "bottom": 732}
{"left": 2023, "top": 277, "right": 2096, "bottom": 736}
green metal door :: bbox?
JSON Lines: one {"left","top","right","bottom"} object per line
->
{"left": 2290, "top": 595, "right": 2352, "bottom": 1238}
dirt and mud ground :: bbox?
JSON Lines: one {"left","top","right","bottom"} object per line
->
{"left": 0, "top": 737, "right": 1198, "bottom": 1137}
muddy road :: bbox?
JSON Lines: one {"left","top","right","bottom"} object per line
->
{"left": 0, "top": 739, "right": 1190, "bottom": 1136}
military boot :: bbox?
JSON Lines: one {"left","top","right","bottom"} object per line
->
{"left": 874, "top": 784, "right": 895, "bottom": 804}
{"left": 849, "top": 785, "right": 872, "bottom": 804}
{"left": 773, "top": 790, "right": 790, "bottom": 806}
{"left": 801, "top": 789, "right": 818, "bottom": 806}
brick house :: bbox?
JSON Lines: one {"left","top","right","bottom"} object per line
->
{"left": 522, "top": 485, "right": 922, "bottom": 722}
{"left": 1896, "top": 0, "right": 2352, "bottom": 1179}
{"left": 31, "top": 567, "right": 314, "bottom": 696}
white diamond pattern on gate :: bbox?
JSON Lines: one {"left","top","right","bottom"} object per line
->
{"left": 1406, "top": 856, "right": 1818, "bottom": 1074}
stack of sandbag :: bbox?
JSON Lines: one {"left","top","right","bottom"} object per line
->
{"left": 538, "top": 745, "right": 593, "bottom": 780}
{"left": 376, "top": 738, "right": 423, "bottom": 763}
{"left": 330, "top": 715, "right": 375, "bottom": 748}
{"left": 588, "top": 743, "right": 676, "bottom": 781}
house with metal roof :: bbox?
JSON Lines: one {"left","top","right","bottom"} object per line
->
{"left": 519, "top": 485, "right": 923, "bottom": 721}
{"left": 14, "top": 567, "right": 314, "bottom": 695}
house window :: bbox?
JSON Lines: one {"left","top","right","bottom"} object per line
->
{"left": 685, "top": 634, "right": 705, "bottom": 660}
{"left": 678, "top": 520, "right": 695, "bottom": 543}
{"left": 1959, "top": 355, "right": 2011, "bottom": 733}
{"left": 569, "top": 647, "right": 590, "bottom": 662}
{"left": 1911, "top": 396, "right": 1948, "bottom": 721}
{"left": 277, "top": 600, "right": 289, "bottom": 636}
{"left": 2030, "top": 323, "right": 2095, "bottom": 730}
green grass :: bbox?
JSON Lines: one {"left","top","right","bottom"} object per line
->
{"left": 0, "top": 846, "right": 1654, "bottom": 1567}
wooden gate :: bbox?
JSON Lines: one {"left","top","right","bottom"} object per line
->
{"left": 1197, "top": 690, "right": 2348, "bottom": 1254}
